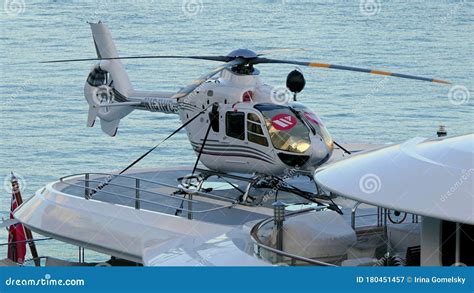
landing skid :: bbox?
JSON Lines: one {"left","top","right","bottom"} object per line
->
{"left": 178, "top": 168, "right": 342, "bottom": 213}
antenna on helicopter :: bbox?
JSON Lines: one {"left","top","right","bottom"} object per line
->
{"left": 286, "top": 68, "right": 306, "bottom": 101}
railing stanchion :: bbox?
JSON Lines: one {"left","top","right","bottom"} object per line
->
{"left": 377, "top": 207, "right": 381, "bottom": 226}
{"left": 273, "top": 201, "right": 286, "bottom": 263}
{"left": 135, "top": 178, "right": 140, "bottom": 210}
{"left": 351, "top": 202, "right": 361, "bottom": 229}
{"left": 188, "top": 193, "right": 193, "bottom": 220}
{"left": 84, "top": 173, "right": 90, "bottom": 200}
{"left": 78, "top": 247, "right": 84, "bottom": 263}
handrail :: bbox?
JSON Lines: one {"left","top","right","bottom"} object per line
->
{"left": 60, "top": 172, "right": 179, "bottom": 190}
{"left": 57, "top": 173, "right": 235, "bottom": 214}
{"left": 250, "top": 208, "right": 337, "bottom": 267}
{"left": 351, "top": 201, "right": 419, "bottom": 230}
{"left": 62, "top": 180, "right": 234, "bottom": 214}
{"left": 75, "top": 178, "right": 199, "bottom": 204}
{"left": 0, "top": 237, "right": 53, "bottom": 247}
{"left": 60, "top": 172, "right": 237, "bottom": 203}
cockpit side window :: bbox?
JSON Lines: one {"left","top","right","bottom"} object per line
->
{"left": 290, "top": 103, "right": 333, "bottom": 150}
{"left": 226, "top": 112, "right": 245, "bottom": 140}
{"left": 247, "top": 113, "right": 269, "bottom": 147}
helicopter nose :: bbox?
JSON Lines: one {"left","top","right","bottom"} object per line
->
{"left": 308, "top": 135, "right": 332, "bottom": 167}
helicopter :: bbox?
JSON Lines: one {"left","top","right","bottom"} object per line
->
{"left": 44, "top": 22, "right": 450, "bottom": 204}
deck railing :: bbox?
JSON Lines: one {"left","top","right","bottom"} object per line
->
{"left": 59, "top": 172, "right": 236, "bottom": 220}
{"left": 351, "top": 201, "right": 419, "bottom": 230}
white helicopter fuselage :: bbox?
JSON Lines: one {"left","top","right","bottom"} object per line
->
{"left": 178, "top": 69, "right": 334, "bottom": 175}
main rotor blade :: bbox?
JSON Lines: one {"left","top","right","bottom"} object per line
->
{"left": 252, "top": 57, "right": 451, "bottom": 84}
{"left": 40, "top": 55, "right": 230, "bottom": 64}
{"left": 171, "top": 59, "right": 244, "bottom": 99}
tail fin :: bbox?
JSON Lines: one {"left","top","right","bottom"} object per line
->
{"left": 89, "top": 22, "right": 132, "bottom": 94}
{"left": 84, "top": 22, "right": 134, "bottom": 136}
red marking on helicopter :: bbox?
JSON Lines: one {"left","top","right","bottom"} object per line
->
{"left": 271, "top": 114, "right": 297, "bottom": 131}
{"left": 242, "top": 90, "right": 253, "bottom": 102}
{"left": 304, "top": 112, "right": 323, "bottom": 126}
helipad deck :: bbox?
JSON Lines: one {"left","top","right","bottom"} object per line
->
{"left": 52, "top": 142, "right": 386, "bottom": 227}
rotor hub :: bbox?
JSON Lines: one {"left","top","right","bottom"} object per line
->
{"left": 226, "top": 48, "right": 258, "bottom": 59}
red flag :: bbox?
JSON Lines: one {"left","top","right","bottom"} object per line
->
{"left": 7, "top": 174, "right": 27, "bottom": 264}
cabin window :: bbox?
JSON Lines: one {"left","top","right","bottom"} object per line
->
{"left": 226, "top": 112, "right": 245, "bottom": 140}
{"left": 247, "top": 113, "right": 268, "bottom": 147}
{"left": 441, "top": 221, "right": 474, "bottom": 266}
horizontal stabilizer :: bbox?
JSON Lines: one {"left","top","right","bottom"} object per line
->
{"left": 87, "top": 106, "right": 99, "bottom": 127}
{"left": 100, "top": 119, "right": 120, "bottom": 137}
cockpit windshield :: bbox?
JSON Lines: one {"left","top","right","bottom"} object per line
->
{"left": 254, "top": 104, "right": 311, "bottom": 153}
{"left": 290, "top": 103, "right": 333, "bottom": 150}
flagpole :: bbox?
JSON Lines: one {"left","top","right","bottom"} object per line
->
{"left": 11, "top": 173, "right": 40, "bottom": 267}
